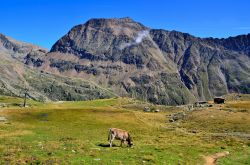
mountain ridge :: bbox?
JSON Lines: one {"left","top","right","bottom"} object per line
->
{"left": 45, "top": 18, "right": 250, "bottom": 104}
{"left": 0, "top": 33, "right": 116, "bottom": 102}
{"left": 1, "top": 18, "right": 250, "bottom": 105}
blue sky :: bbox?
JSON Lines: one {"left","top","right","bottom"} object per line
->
{"left": 1, "top": 0, "right": 250, "bottom": 49}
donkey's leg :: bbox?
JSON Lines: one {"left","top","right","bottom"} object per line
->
{"left": 110, "top": 135, "right": 115, "bottom": 147}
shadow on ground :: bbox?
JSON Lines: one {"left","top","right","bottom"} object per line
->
{"left": 97, "top": 143, "right": 118, "bottom": 147}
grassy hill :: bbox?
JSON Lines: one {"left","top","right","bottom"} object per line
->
{"left": 0, "top": 96, "right": 249, "bottom": 164}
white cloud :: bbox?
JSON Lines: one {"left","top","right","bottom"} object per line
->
{"left": 135, "top": 30, "right": 149, "bottom": 44}
{"left": 119, "top": 30, "right": 149, "bottom": 50}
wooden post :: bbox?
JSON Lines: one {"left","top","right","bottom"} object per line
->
{"left": 23, "top": 88, "right": 28, "bottom": 107}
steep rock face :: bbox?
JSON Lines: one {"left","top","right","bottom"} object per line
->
{"left": 38, "top": 18, "right": 195, "bottom": 105}
{"left": 50, "top": 18, "right": 169, "bottom": 69}
{"left": 150, "top": 30, "right": 250, "bottom": 100}
{"left": 25, "top": 18, "right": 250, "bottom": 105}
{"left": 0, "top": 33, "right": 115, "bottom": 101}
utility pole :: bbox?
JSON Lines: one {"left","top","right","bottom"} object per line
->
{"left": 23, "top": 88, "right": 28, "bottom": 107}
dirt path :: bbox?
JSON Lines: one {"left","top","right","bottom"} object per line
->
{"left": 204, "top": 151, "right": 229, "bottom": 165}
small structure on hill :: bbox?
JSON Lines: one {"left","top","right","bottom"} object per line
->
{"left": 214, "top": 97, "right": 225, "bottom": 104}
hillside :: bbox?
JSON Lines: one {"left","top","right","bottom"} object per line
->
{"left": 25, "top": 18, "right": 250, "bottom": 105}
{"left": 0, "top": 33, "right": 115, "bottom": 101}
{"left": 150, "top": 30, "right": 250, "bottom": 99}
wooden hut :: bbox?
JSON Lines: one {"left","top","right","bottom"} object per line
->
{"left": 214, "top": 97, "right": 225, "bottom": 104}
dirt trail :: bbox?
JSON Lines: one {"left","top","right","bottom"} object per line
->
{"left": 204, "top": 151, "right": 229, "bottom": 165}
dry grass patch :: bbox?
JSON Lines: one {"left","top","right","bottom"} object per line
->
{"left": 0, "top": 130, "right": 33, "bottom": 138}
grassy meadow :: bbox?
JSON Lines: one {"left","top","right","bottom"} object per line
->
{"left": 0, "top": 95, "right": 250, "bottom": 164}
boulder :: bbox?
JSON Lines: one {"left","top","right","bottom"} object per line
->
{"left": 144, "top": 106, "right": 151, "bottom": 112}
{"left": 0, "top": 116, "right": 7, "bottom": 122}
{"left": 169, "top": 112, "right": 186, "bottom": 122}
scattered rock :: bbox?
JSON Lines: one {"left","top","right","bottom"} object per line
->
{"left": 212, "top": 132, "right": 250, "bottom": 139}
{"left": 55, "top": 101, "right": 65, "bottom": 104}
{"left": 154, "top": 109, "right": 160, "bottom": 112}
{"left": 187, "top": 104, "right": 194, "bottom": 111}
{"left": 0, "top": 103, "right": 7, "bottom": 108}
{"left": 144, "top": 107, "right": 151, "bottom": 112}
{"left": 169, "top": 112, "right": 186, "bottom": 122}
{"left": 47, "top": 152, "right": 53, "bottom": 156}
{"left": 0, "top": 116, "right": 7, "bottom": 122}
{"left": 194, "top": 101, "right": 208, "bottom": 107}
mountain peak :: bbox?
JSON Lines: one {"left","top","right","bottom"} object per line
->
{"left": 0, "top": 33, "right": 48, "bottom": 60}
{"left": 82, "top": 17, "right": 148, "bottom": 35}
{"left": 50, "top": 17, "right": 150, "bottom": 53}
{"left": 85, "top": 17, "right": 137, "bottom": 25}
{"left": 0, "top": 33, "right": 9, "bottom": 42}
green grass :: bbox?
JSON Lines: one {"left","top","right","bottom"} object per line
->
{"left": 0, "top": 96, "right": 250, "bottom": 164}
{"left": 0, "top": 95, "right": 44, "bottom": 107}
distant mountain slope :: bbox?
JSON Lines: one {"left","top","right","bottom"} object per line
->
{"left": 0, "top": 33, "right": 115, "bottom": 101}
{"left": 150, "top": 30, "right": 250, "bottom": 100}
{"left": 26, "top": 18, "right": 250, "bottom": 105}
{"left": 35, "top": 18, "right": 196, "bottom": 105}
{"left": 2, "top": 18, "right": 250, "bottom": 105}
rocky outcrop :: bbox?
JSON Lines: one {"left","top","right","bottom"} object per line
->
{"left": 0, "top": 33, "right": 115, "bottom": 101}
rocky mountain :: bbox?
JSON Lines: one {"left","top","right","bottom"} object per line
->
{"left": 2, "top": 18, "right": 250, "bottom": 105}
{"left": 0, "top": 33, "right": 115, "bottom": 101}
{"left": 150, "top": 30, "right": 250, "bottom": 100}
{"left": 35, "top": 17, "right": 250, "bottom": 105}
{"left": 30, "top": 18, "right": 196, "bottom": 105}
